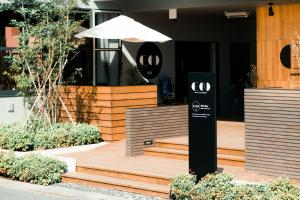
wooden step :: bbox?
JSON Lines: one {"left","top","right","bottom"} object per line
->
{"left": 76, "top": 165, "right": 171, "bottom": 185}
{"left": 144, "top": 147, "right": 188, "bottom": 160}
{"left": 144, "top": 147, "right": 245, "bottom": 167}
{"left": 217, "top": 147, "right": 245, "bottom": 157}
{"left": 155, "top": 139, "right": 245, "bottom": 157}
{"left": 62, "top": 172, "right": 170, "bottom": 199}
{"left": 155, "top": 141, "right": 188, "bottom": 151}
{"left": 217, "top": 154, "right": 245, "bottom": 167}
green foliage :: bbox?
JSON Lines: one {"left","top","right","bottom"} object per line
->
{"left": 0, "top": 119, "right": 101, "bottom": 151}
{"left": 34, "top": 122, "right": 100, "bottom": 150}
{"left": 170, "top": 173, "right": 300, "bottom": 200}
{"left": 0, "top": 152, "right": 66, "bottom": 185}
{"left": 0, "top": 123, "right": 34, "bottom": 151}
{"left": 247, "top": 64, "right": 258, "bottom": 88}
{"left": 0, "top": 0, "right": 87, "bottom": 123}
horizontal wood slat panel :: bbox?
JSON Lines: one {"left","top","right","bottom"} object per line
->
{"left": 60, "top": 113, "right": 128, "bottom": 121}
{"left": 61, "top": 92, "right": 157, "bottom": 101}
{"left": 245, "top": 123, "right": 300, "bottom": 131}
{"left": 245, "top": 119, "right": 300, "bottom": 127}
{"left": 246, "top": 142, "right": 300, "bottom": 152}
{"left": 60, "top": 104, "right": 156, "bottom": 114}
{"left": 245, "top": 116, "right": 300, "bottom": 122}
{"left": 60, "top": 85, "right": 157, "bottom": 94}
{"left": 246, "top": 133, "right": 300, "bottom": 144}
{"left": 246, "top": 89, "right": 300, "bottom": 94}
{"left": 245, "top": 109, "right": 300, "bottom": 115}
{"left": 245, "top": 100, "right": 300, "bottom": 106}
{"left": 246, "top": 164, "right": 300, "bottom": 177}
{"left": 246, "top": 132, "right": 300, "bottom": 140}
{"left": 59, "top": 85, "right": 157, "bottom": 141}
{"left": 246, "top": 162, "right": 300, "bottom": 173}
{"left": 126, "top": 105, "right": 188, "bottom": 156}
{"left": 62, "top": 98, "right": 157, "bottom": 108}
{"left": 246, "top": 145, "right": 300, "bottom": 156}
{"left": 246, "top": 153, "right": 300, "bottom": 163}
{"left": 246, "top": 128, "right": 300, "bottom": 136}
{"left": 245, "top": 96, "right": 300, "bottom": 101}
{"left": 245, "top": 92, "right": 300, "bottom": 97}
{"left": 127, "top": 117, "right": 188, "bottom": 125}
{"left": 99, "top": 120, "right": 126, "bottom": 128}
{"left": 245, "top": 88, "right": 300, "bottom": 180}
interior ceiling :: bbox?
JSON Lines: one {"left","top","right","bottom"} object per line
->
{"left": 177, "top": 0, "right": 300, "bottom": 16}
{"left": 126, "top": 0, "right": 300, "bottom": 16}
{"left": 137, "top": 5, "right": 258, "bottom": 18}
{"left": 178, "top": 6, "right": 256, "bottom": 16}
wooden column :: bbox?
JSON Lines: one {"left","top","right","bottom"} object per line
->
{"left": 257, "top": 4, "right": 300, "bottom": 88}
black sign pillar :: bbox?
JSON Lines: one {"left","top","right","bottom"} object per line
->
{"left": 188, "top": 72, "right": 217, "bottom": 180}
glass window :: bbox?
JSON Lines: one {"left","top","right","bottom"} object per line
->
{"left": 93, "top": 11, "right": 121, "bottom": 86}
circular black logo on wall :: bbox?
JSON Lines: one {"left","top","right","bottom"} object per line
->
{"left": 136, "top": 42, "right": 162, "bottom": 79}
{"left": 280, "top": 44, "right": 291, "bottom": 69}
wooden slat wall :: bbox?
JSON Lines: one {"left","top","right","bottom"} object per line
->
{"left": 126, "top": 105, "right": 188, "bottom": 156}
{"left": 245, "top": 88, "right": 300, "bottom": 180}
{"left": 257, "top": 4, "right": 300, "bottom": 88}
{"left": 60, "top": 85, "right": 157, "bottom": 141}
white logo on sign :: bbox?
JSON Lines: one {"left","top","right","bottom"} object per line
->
{"left": 191, "top": 82, "right": 211, "bottom": 92}
{"left": 192, "top": 101, "right": 201, "bottom": 112}
{"left": 199, "top": 82, "right": 211, "bottom": 92}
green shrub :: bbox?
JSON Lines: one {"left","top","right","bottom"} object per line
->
{"left": 170, "top": 173, "right": 300, "bottom": 200}
{"left": 0, "top": 152, "right": 66, "bottom": 185}
{"left": 0, "top": 119, "right": 101, "bottom": 151}
{"left": 34, "top": 123, "right": 100, "bottom": 150}
{"left": 0, "top": 124, "right": 34, "bottom": 151}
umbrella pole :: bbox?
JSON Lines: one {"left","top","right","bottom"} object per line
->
{"left": 122, "top": 45, "right": 150, "bottom": 83}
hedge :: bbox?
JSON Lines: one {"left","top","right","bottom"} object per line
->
{"left": 0, "top": 152, "right": 67, "bottom": 185}
{"left": 170, "top": 173, "right": 300, "bottom": 200}
{"left": 0, "top": 118, "right": 101, "bottom": 151}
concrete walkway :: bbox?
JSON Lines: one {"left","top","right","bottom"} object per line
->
{"left": 0, "top": 178, "right": 128, "bottom": 200}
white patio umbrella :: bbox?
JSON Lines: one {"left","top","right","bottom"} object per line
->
{"left": 75, "top": 15, "right": 172, "bottom": 43}
{"left": 75, "top": 15, "right": 172, "bottom": 84}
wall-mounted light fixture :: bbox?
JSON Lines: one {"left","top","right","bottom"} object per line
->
{"left": 268, "top": 3, "right": 274, "bottom": 16}
{"left": 169, "top": 8, "right": 177, "bottom": 21}
{"left": 224, "top": 11, "right": 250, "bottom": 19}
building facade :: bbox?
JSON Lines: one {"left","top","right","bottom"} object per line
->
{"left": 1, "top": 0, "right": 300, "bottom": 120}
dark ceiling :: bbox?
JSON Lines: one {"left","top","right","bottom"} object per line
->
{"left": 125, "top": 0, "right": 300, "bottom": 12}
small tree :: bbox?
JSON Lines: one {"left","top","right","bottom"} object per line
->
{"left": 1, "top": 0, "right": 86, "bottom": 124}
{"left": 290, "top": 33, "right": 300, "bottom": 88}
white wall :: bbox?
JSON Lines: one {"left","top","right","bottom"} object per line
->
{"left": 0, "top": 91, "right": 29, "bottom": 124}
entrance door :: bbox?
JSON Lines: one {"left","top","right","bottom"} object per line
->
{"left": 175, "top": 41, "right": 218, "bottom": 103}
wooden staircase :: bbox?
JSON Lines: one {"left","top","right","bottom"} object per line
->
{"left": 144, "top": 138, "right": 245, "bottom": 167}
{"left": 62, "top": 164, "right": 170, "bottom": 199}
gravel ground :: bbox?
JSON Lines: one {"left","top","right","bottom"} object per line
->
{"left": 57, "top": 183, "right": 166, "bottom": 200}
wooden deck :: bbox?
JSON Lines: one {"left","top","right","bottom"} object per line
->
{"left": 155, "top": 120, "right": 245, "bottom": 150}
{"left": 58, "top": 121, "right": 279, "bottom": 198}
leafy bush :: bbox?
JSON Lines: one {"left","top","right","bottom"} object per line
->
{"left": 0, "top": 118, "right": 101, "bottom": 151}
{"left": 34, "top": 123, "right": 100, "bottom": 150}
{"left": 0, "top": 124, "right": 35, "bottom": 151}
{"left": 0, "top": 152, "right": 66, "bottom": 185}
{"left": 170, "top": 173, "right": 300, "bottom": 200}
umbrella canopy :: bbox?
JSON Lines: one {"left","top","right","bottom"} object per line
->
{"left": 75, "top": 15, "right": 172, "bottom": 43}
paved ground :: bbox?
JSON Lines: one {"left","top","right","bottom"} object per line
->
{"left": 0, "top": 178, "right": 163, "bottom": 200}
